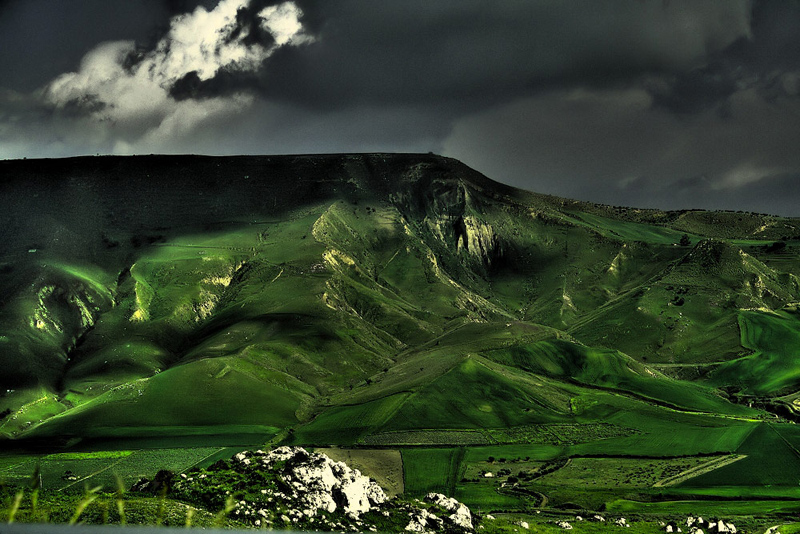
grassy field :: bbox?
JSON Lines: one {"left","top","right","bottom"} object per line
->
{"left": 680, "top": 423, "right": 800, "bottom": 488}
{"left": 380, "top": 358, "right": 568, "bottom": 432}
{"left": 402, "top": 447, "right": 465, "bottom": 497}
{"left": 0, "top": 447, "right": 231, "bottom": 491}
{"left": 534, "top": 457, "right": 721, "bottom": 489}
{"left": 482, "top": 340, "right": 751, "bottom": 416}
{"left": 363, "top": 429, "right": 493, "bottom": 446}
{"left": 454, "top": 483, "right": 527, "bottom": 511}
{"left": 606, "top": 498, "right": 800, "bottom": 515}
{"left": 566, "top": 211, "right": 700, "bottom": 245}
{"left": 24, "top": 357, "right": 303, "bottom": 440}
{"left": 709, "top": 310, "right": 800, "bottom": 395}
{"left": 289, "top": 393, "right": 409, "bottom": 445}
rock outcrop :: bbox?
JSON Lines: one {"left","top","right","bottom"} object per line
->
{"left": 424, "top": 492, "right": 473, "bottom": 530}
{"left": 165, "top": 446, "right": 475, "bottom": 533}
{"left": 250, "top": 446, "right": 388, "bottom": 518}
{"left": 680, "top": 517, "right": 737, "bottom": 534}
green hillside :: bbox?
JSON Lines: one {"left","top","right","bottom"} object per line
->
{"left": 2, "top": 153, "right": 800, "bottom": 522}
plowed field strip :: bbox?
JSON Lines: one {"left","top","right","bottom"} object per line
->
{"left": 652, "top": 454, "right": 747, "bottom": 487}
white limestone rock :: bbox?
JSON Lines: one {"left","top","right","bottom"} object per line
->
{"left": 406, "top": 508, "right": 441, "bottom": 533}
{"left": 425, "top": 492, "right": 473, "bottom": 530}
{"left": 255, "top": 446, "right": 388, "bottom": 517}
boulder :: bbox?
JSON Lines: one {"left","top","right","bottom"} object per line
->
{"left": 406, "top": 508, "right": 441, "bottom": 533}
{"left": 237, "top": 447, "right": 387, "bottom": 517}
{"left": 425, "top": 493, "right": 473, "bottom": 530}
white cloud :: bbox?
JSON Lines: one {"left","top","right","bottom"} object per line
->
{"left": 260, "top": 2, "right": 314, "bottom": 47}
{"left": 37, "top": 0, "right": 314, "bottom": 153}
{"left": 113, "top": 93, "right": 255, "bottom": 154}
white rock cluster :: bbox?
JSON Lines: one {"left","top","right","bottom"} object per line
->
{"left": 424, "top": 492, "right": 474, "bottom": 530}
{"left": 405, "top": 507, "right": 441, "bottom": 533}
{"left": 660, "top": 517, "right": 739, "bottom": 534}
{"left": 402, "top": 493, "right": 474, "bottom": 533}
{"left": 170, "top": 446, "right": 477, "bottom": 533}
{"left": 233, "top": 447, "right": 387, "bottom": 518}
{"left": 555, "top": 515, "right": 603, "bottom": 529}
{"left": 681, "top": 517, "right": 737, "bottom": 534}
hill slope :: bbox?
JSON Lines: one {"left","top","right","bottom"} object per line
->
{"left": 1, "top": 153, "right": 799, "bottom": 443}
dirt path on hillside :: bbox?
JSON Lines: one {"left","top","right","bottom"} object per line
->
{"left": 652, "top": 454, "right": 747, "bottom": 487}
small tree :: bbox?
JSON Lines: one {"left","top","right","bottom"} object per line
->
{"left": 679, "top": 234, "right": 691, "bottom": 246}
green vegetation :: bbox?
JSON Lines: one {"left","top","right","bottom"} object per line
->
{"left": 289, "top": 393, "right": 409, "bottom": 444}
{"left": 3, "top": 153, "right": 800, "bottom": 526}
{"left": 606, "top": 498, "right": 800, "bottom": 515}
{"left": 0, "top": 447, "right": 227, "bottom": 491}
{"left": 403, "top": 448, "right": 465, "bottom": 496}
{"left": 680, "top": 423, "right": 800, "bottom": 488}
{"left": 709, "top": 310, "right": 800, "bottom": 395}
{"left": 381, "top": 358, "right": 569, "bottom": 432}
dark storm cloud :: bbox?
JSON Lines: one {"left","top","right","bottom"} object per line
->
{"left": 0, "top": 0, "right": 753, "bottom": 119}
{"left": 442, "top": 82, "right": 800, "bottom": 214}
{"left": 4, "top": 0, "right": 800, "bottom": 216}
{"left": 610, "top": 171, "right": 800, "bottom": 218}
{"left": 154, "top": 0, "right": 750, "bottom": 107}
{"left": 245, "top": 0, "right": 749, "bottom": 109}
{"left": 648, "top": 0, "right": 800, "bottom": 114}
{"left": 434, "top": 0, "right": 800, "bottom": 216}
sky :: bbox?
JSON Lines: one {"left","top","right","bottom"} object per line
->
{"left": 1, "top": 0, "right": 800, "bottom": 215}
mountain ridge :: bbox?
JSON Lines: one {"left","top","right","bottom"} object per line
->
{"left": 1, "top": 153, "right": 799, "bottom": 446}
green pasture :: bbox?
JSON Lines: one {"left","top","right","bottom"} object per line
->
{"left": 681, "top": 423, "right": 800, "bottom": 488}
{"left": 24, "top": 358, "right": 303, "bottom": 440}
{"left": 483, "top": 339, "right": 751, "bottom": 416}
{"left": 454, "top": 483, "right": 526, "bottom": 511}
{"left": 402, "top": 447, "right": 465, "bottom": 496}
{"left": 606, "top": 498, "right": 800, "bottom": 516}
{"left": 290, "top": 393, "right": 409, "bottom": 445}
{"left": 0, "top": 446, "right": 229, "bottom": 491}
{"left": 709, "top": 310, "right": 800, "bottom": 395}
{"left": 381, "top": 358, "right": 567, "bottom": 432}
{"left": 566, "top": 212, "right": 699, "bottom": 245}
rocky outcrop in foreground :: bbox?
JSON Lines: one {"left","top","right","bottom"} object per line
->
{"left": 157, "top": 446, "right": 475, "bottom": 532}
